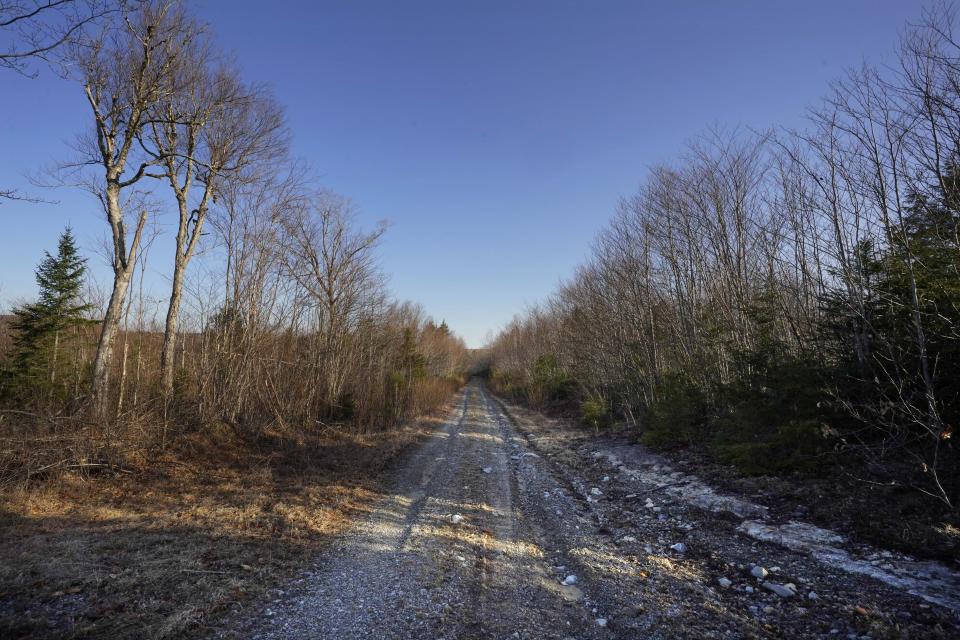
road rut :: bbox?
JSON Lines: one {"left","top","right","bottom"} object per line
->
{"left": 218, "top": 381, "right": 610, "bottom": 639}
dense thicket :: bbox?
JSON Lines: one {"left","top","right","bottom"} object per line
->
{"left": 0, "top": 1, "right": 467, "bottom": 478}
{"left": 488, "top": 7, "right": 960, "bottom": 507}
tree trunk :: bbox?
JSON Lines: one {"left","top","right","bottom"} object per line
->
{"left": 160, "top": 255, "right": 186, "bottom": 395}
{"left": 50, "top": 330, "right": 59, "bottom": 385}
{"left": 91, "top": 264, "right": 134, "bottom": 415}
{"left": 91, "top": 199, "right": 146, "bottom": 417}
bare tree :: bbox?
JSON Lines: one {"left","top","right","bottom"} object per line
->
{"left": 66, "top": 0, "right": 195, "bottom": 414}
{"left": 1, "top": 0, "right": 119, "bottom": 202}
{"left": 201, "top": 166, "right": 303, "bottom": 428}
{"left": 0, "top": 0, "right": 117, "bottom": 74}
{"left": 279, "top": 193, "right": 387, "bottom": 415}
{"left": 145, "top": 26, "right": 288, "bottom": 395}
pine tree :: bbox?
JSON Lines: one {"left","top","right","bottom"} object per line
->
{"left": 3, "top": 227, "right": 92, "bottom": 399}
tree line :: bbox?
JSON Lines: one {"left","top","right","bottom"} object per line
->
{"left": 0, "top": 1, "right": 467, "bottom": 475}
{"left": 487, "top": 5, "right": 960, "bottom": 507}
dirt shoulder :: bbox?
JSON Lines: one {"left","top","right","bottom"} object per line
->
{"left": 493, "top": 394, "right": 960, "bottom": 639}
{"left": 0, "top": 408, "right": 452, "bottom": 640}
{"left": 504, "top": 398, "right": 960, "bottom": 564}
{"left": 663, "top": 446, "right": 960, "bottom": 564}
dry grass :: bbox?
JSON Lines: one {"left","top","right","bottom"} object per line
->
{"left": 0, "top": 412, "right": 451, "bottom": 639}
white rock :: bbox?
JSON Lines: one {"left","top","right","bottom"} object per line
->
{"left": 482, "top": 466, "right": 493, "bottom": 474}
{"left": 449, "top": 514, "right": 464, "bottom": 524}
{"left": 645, "top": 498, "right": 655, "bottom": 508}
{"left": 562, "top": 574, "right": 578, "bottom": 586}
{"left": 745, "top": 585, "right": 755, "bottom": 593}
{"left": 717, "top": 577, "right": 733, "bottom": 588}
{"left": 596, "top": 618, "right": 608, "bottom": 627}
{"left": 750, "top": 565, "right": 769, "bottom": 579}
{"left": 670, "top": 542, "right": 687, "bottom": 553}
{"left": 761, "top": 581, "right": 797, "bottom": 598}
{"left": 620, "top": 535, "right": 637, "bottom": 543}
{"left": 590, "top": 487, "right": 603, "bottom": 496}
{"left": 807, "top": 591, "right": 819, "bottom": 600}
{"left": 602, "top": 475, "right": 610, "bottom": 482}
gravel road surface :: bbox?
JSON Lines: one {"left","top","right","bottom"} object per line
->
{"left": 216, "top": 381, "right": 960, "bottom": 639}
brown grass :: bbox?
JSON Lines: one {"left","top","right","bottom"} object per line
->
{"left": 0, "top": 411, "right": 451, "bottom": 639}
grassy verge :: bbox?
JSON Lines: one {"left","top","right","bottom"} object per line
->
{"left": 0, "top": 410, "right": 451, "bottom": 639}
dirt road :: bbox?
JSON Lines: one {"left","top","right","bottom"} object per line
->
{"left": 217, "top": 381, "right": 960, "bottom": 639}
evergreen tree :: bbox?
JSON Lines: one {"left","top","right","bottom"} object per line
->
{"left": 3, "top": 227, "right": 92, "bottom": 399}
{"left": 874, "top": 165, "right": 960, "bottom": 433}
{"left": 821, "top": 161, "right": 960, "bottom": 452}
{"left": 397, "top": 327, "right": 426, "bottom": 381}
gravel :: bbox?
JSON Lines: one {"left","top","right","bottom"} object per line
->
{"left": 215, "top": 383, "right": 611, "bottom": 639}
{"left": 214, "top": 382, "right": 960, "bottom": 639}
{"left": 752, "top": 565, "right": 770, "bottom": 579}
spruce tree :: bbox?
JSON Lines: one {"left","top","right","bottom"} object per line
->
{"left": 3, "top": 227, "right": 92, "bottom": 399}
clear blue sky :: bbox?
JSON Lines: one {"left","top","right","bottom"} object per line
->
{"left": 0, "top": 0, "right": 921, "bottom": 346}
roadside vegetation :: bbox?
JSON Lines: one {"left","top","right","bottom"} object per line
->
{"left": 0, "top": 0, "right": 468, "bottom": 478}
{"left": 486, "top": 6, "right": 960, "bottom": 556}
{"left": 0, "top": 2, "right": 467, "bottom": 636}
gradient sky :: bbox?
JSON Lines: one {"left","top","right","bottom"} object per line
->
{"left": 0, "top": 0, "right": 922, "bottom": 346}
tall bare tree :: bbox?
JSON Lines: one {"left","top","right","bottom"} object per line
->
{"left": 68, "top": 0, "right": 194, "bottom": 414}
{"left": 145, "top": 29, "right": 287, "bottom": 395}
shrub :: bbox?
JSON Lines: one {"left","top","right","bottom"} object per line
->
{"left": 710, "top": 345, "right": 833, "bottom": 475}
{"left": 712, "top": 419, "right": 826, "bottom": 475}
{"left": 641, "top": 373, "right": 711, "bottom": 449}
{"left": 580, "top": 398, "right": 609, "bottom": 433}
{"left": 532, "top": 354, "right": 573, "bottom": 405}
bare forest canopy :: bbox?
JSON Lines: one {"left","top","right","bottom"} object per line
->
{"left": 486, "top": 5, "right": 960, "bottom": 509}
{"left": 0, "top": 0, "right": 958, "bottom": 519}
{"left": 0, "top": 1, "right": 469, "bottom": 480}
